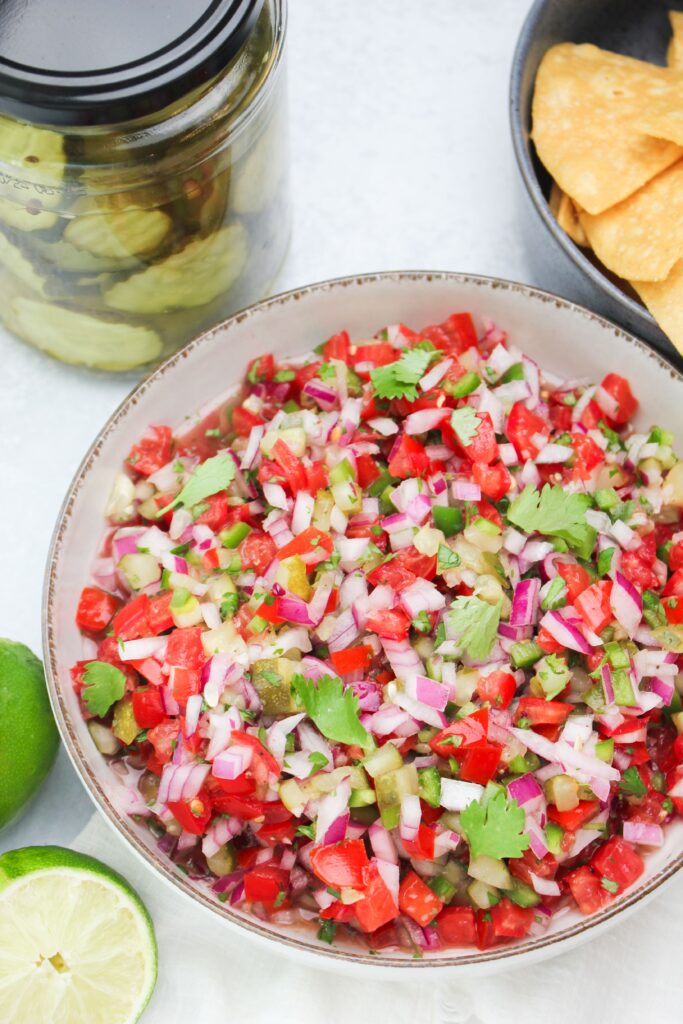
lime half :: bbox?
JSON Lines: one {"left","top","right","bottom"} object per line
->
{"left": 0, "top": 846, "right": 157, "bottom": 1023}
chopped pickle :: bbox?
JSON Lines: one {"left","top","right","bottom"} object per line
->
{"left": 251, "top": 657, "right": 299, "bottom": 714}
{"left": 112, "top": 698, "right": 141, "bottom": 746}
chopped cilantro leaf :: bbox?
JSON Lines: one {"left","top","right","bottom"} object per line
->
{"left": 437, "top": 543, "right": 461, "bottom": 573}
{"left": 308, "top": 751, "right": 329, "bottom": 772}
{"left": 459, "top": 790, "right": 530, "bottom": 861}
{"left": 619, "top": 766, "right": 647, "bottom": 797}
{"left": 318, "top": 920, "right": 337, "bottom": 944}
{"left": 82, "top": 661, "right": 126, "bottom": 717}
{"left": 292, "top": 674, "right": 370, "bottom": 746}
{"left": 450, "top": 407, "right": 479, "bottom": 446}
{"left": 158, "top": 453, "right": 236, "bottom": 515}
{"left": 443, "top": 596, "right": 501, "bottom": 660}
{"left": 601, "top": 877, "right": 619, "bottom": 894}
{"left": 370, "top": 348, "right": 433, "bottom": 401}
{"left": 507, "top": 484, "right": 596, "bottom": 559}
{"left": 296, "top": 823, "right": 316, "bottom": 840}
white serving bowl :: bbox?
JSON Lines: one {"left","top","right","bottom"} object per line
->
{"left": 43, "top": 271, "right": 683, "bottom": 975}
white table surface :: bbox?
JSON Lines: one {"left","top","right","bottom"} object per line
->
{"left": 0, "top": 0, "right": 568, "bottom": 875}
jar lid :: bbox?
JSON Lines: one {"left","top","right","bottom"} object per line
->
{"left": 0, "top": 0, "right": 265, "bottom": 127}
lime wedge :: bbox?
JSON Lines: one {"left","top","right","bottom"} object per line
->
{"left": 0, "top": 846, "right": 157, "bottom": 1023}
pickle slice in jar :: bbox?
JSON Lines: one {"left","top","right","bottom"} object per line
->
{"left": 104, "top": 222, "right": 248, "bottom": 314}
{"left": 6, "top": 297, "right": 162, "bottom": 370}
{"left": 64, "top": 197, "right": 172, "bottom": 261}
{"left": 30, "top": 237, "right": 142, "bottom": 274}
{"left": 0, "top": 116, "right": 65, "bottom": 232}
{"left": 0, "top": 232, "right": 46, "bottom": 295}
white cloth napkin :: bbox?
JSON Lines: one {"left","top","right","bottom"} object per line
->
{"left": 73, "top": 813, "right": 683, "bottom": 1024}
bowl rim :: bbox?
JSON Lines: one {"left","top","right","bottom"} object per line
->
{"left": 508, "top": 0, "right": 668, "bottom": 342}
{"left": 43, "top": 269, "right": 682, "bottom": 970}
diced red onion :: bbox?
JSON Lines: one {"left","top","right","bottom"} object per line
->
{"left": 161, "top": 686, "right": 180, "bottom": 716}
{"left": 419, "top": 357, "right": 453, "bottom": 392}
{"left": 399, "top": 579, "right": 446, "bottom": 618}
{"left": 452, "top": 480, "right": 481, "bottom": 502}
{"left": 405, "top": 493, "right": 433, "bottom": 526}
{"left": 158, "top": 762, "right": 210, "bottom": 805}
{"left": 405, "top": 408, "right": 450, "bottom": 434}
{"left": 315, "top": 778, "right": 351, "bottom": 845}
{"left": 650, "top": 676, "right": 675, "bottom": 705}
{"left": 381, "top": 636, "right": 423, "bottom": 680}
{"left": 327, "top": 608, "right": 360, "bottom": 652}
{"left": 267, "top": 713, "right": 306, "bottom": 765}
{"left": 368, "top": 821, "right": 398, "bottom": 864}
{"left": 529, "top": 872, "right": 561, "bottom": 897}
{"left": 213, "top": 744, "right": 253, "bottom": 780}
{"left": 303, "top": 379, "right": 338, "bottom": 410}
{"left": 399, "top": 793, "right": 421, "bottom": 843}
{"left": 499, "top": 442, "right": 518, "bottom": 466}
{"left": 369, "top": 707, "right": 413, "bottom": 736}
{"left": 535, "top": 443, "right": 573, "bottom": 464}
{"left": 368, "top": 417, "right": 399, "bottom": 437}
{"left": 539, "top": 610, "right": 592, "bottom": 654}
{"left": 507, "top": 772, "right": 543, "bottom": 807}
{"left": 622, "top": 821, "right": 664, "bottom": 847}
{"left": 391, "top": 688, "right": 446, "bottom": 729}
{"left": 611, "top": 519, "right": 640, "bottom": 551}
{"left": 118, "top": 636, "right": 168, "bottom": 662}
{"left": 594, "top": 384, "right": 620, "bottom": 421}
{"left": 184, "top": 694, "right": 203, "bottom": 738}
{"left": 440, "top": 778, "right": 484, "bottom": 811}
{"left": 375, "top": 859, "right": 400, "bottom": 909}
{"left": 509, "top": 578, "right": 541, "bottom": 627}
{"left": 405, "top": 674, "right": 450, "bottom": 711}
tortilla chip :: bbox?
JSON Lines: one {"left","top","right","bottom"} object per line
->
{"left": 532, "top": 44, "right": 683, "bottom": 215}
{"left": 548, "top": 180, "right": 563, "bottom": 216}
{"left": 555, "top": 192, "right": 589, "bottom": 247}
{"left": 667, "top": 11, "right": 683, "bottom": 69}
{"left": 632, "top": 258, "right": 683, "bottom": 354}
{"left": 579, "top": 160, "right": 683, "bottom": 281}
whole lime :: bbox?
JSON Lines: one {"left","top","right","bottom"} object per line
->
{"left": 0, "top": 639, "right": 59, "bottom": 830}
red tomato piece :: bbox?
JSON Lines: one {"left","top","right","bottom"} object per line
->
{"left": 237, "top": 531, "right": 276, "bottom": 575}
{"left": 75, "top": 586, "right": 120, "bottom": 633}
{"left": 245, "top": 353, "right": 275, "bottom": 383}
{"left": 229, "top": 731, "right": 280, "bottom": 781}
{"left": 310, "top": 840, "right": 370, "bottom": 889}
{"left": 536, "top": 626, "right": 566, "bottom": 655}
{"left": 231, "top": 405, "right": 264, "bottom": 438}
{"left": 565, "top": 866, "right": 609, "bottom": 915}
{"left": 420, "top": 312, "right": 478, "bottom": 354}
{"left": 459, "top": 412, "right": 499, "bottom": 465}
{"left": 556, "top": 562, "right": 591, "bottom": 603}
{"left": 429, "top": 708, "right": 489, "bottom": 758}
{"left": 436, "top": 906, "right": 477, "bottom": 947}
{"left": 330, "top": 645, "right": 373, "bottom": 675}
{"left": 166, "top": 627, "right": 205, "bottom": 669}
{"left": 547, "top": 800, "right": 600, "bottom": 832}
{"left": 600, "top": 374, "right": 638, "bottom": 425}
{"left": 305, "top": 460, "right": 328, "bottom": 494}
{"left": 323, "top": 330, "right": 351, "bottom": 363}
{"left": 388, "top": 434, "right": 430, "bottom": 479}
{"left": 590, "top": 837, "right": 644, "bottom": 894}
{"left": 166, "top": 793, "right": 212, "bottom": 835}
{"left": 352, "top": 342, "right": 396, "bottom": 368}
{"left": 507, "top": 402, "right": 549, "bottom": 461}
{"left": 112, "top": 594, "right": 151, "bottom": 641}
{"left": 366, "top": 607, "right": 410, "bottom": 640}
{"left": 131, "top": 687, "right": 166, "bottom": 729}
{"left": 459, "top": 741, "right": 502, "bottom": 785}
{"left": 472, "top": 461, "right": 512, "bottom": 500}
{"left": 476, "top": 670, "right": 517, "bottom": 710}
{"left": 571, "top": 433, "right": 604, "bottom": 480}
{"left": 276, "top": 527, "right": 333, "bottom": 562}
{"left": 398, "top": 871, "right": 444, "bottom": 927}
{"left": 194, "top": 492, "right": 230, "bottom": 532}
{"left": 401, "top": 823, "right": 437, "bottom": 860}
{"left": 147, "top": 720, "right": 180, "bottom": 765}
{"left": 170, "top": 667, "right": 201, "bottom": 708}
{"left": 244, "top": 865, "right": 290, "bottom": 906}
{"left": 273, "top": 438, "right": 308, "bottom": 493}
{"left": 148, "top": 592, "right": 175, "bottom": 635}
{"left": 515, "top": 698, "right": 572, "bottom": 726}
{"left": 490, "top": 898, "right": 535, "bottom": 939}
{"left": 356, "top": 453, "right": 382, "bottom": 488}
{"left": 126, "top": 425, "right": 173, "bottom": 477}
{"left": 353, "top": 860, "right": 399, "bottom": 932}
{"left": 575, "top": 581, "right": 613, "bottom": 634}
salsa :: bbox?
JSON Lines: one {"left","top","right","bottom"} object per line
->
{"left": 72, "top": 311, "right": 683, "bottom": 954}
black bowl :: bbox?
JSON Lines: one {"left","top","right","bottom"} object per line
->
{"left": 510, "top": 0, "right": 683, "bottom": 367}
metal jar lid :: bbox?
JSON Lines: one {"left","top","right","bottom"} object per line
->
{"left": 0, "top": 0, "right": 265, "bottom": 126}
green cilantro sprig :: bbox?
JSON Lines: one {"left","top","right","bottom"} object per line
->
{"left": 158, "top": 452, "right": 236, "bottom": 515}
{"left": 507, "top": 484, "right": 597, "bottom": 559}
{"left": 82, "top": 661, "right": 126, "bottom": 717}
{"left": 370, "top": 349, "right": 433, "bottom": 401}
{"left": 443, "top": 596, "right": 501, "bottom": 660}
{"left": 292, "top": 674, "right": 370, "bottom": 746}
{"left": 460, "top": 789, "right": 530, "bottom": 861}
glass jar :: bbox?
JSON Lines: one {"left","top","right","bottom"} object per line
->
{"left": 0, "top": 0, "right": 289, "bottom": 372}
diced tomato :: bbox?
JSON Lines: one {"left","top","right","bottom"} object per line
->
{"left": 131, "top": 687, "right": 166, "bottom": 729}
{"left": 210, "top": 794, "right": 269, "bottom": 820}
{"left": 667, "top": 765, "right": 683, "bottom": 815}
{"left": 556, "top": 562, "right": 591, "bottom": 603}
{"left": 367, "top": 549, "right": 436, "bottom": 591}
{"left": 571, "top": 433, "right": 604, "bottom": 480}
{"left": 472, "top": 461, "right": 512, "bottom": 500}
{"left": 420, "top": 312, "right": 478, "bottom": 354}
{"left": 398, "top": 871, "right": 443, "bottom": 927}
{"left": 310, "top": 840, "right": 370, "bottom": 889}
{"left": 620, "top": 545, "right": 660, "bottom": 592}
{"left": 536, "top": 626, "right": 566, "bottom": 655}
{"left": 474, "top": 499, "right": 503, "bottom": 530}
{"left": 273, "top": 438, "right": 308, "bottom": 493}
{"left": 458, "top": 412, "right": 499, "bottom": 465}
{"left": 246, "top": 352, "right": 275, "bottom": 383}
{"left": 244, "top": 865, "right": 290, "bottom": 907}
{"left": 276, "top": 527, "right": 333, "bottom": 562}
{"left": 515, "top": 698, "right": 572, "bottom": 726}
{"left": 194, "top": 492, "right": 230, "bottom": 532}
{"left": 323, "top": 330, "right": 351, "bottom": 363}
{"left": 401, "top": 824, "right": 436, "bottom": 861}
{"left": 669, "top": 540, "right": 683, "bottom": 572}
{"left": 575, "top": 581, "right": 613, "bottom": 634}
{"left": 565, "top": 866, "right": 608, "bottom": 915}
{"left": 167, "top": 792, "right": 212, "bottom": 835}
{"left": 330, "top": 645, "right": 373, "bottom": 675}
{"left": 600, "top": 374, "right": 638, "bottom": 425}
{"left": 353, "top": 860, "right": 398, "bottom": 932}
{"left": 305, "top": 460, "right": 328, "bottom": 494}
{"left": 509, "top": 848, "right": 559, "bottom": 887}
{"left": 148, "top": 592, "right": 175, "bottom": 634}
{"left": 388, "top": 434, "right": 430, "bottom": 479}
{"left": 366, "top": 607, "right": 410, "bottom": 640}
{"left": 579, "top": 398, "right": 605, "bottom": 431}
{"left": 206, "top": 772, "right": 256, "bottom": 797}
{"left": 430, "top": 708, "right": 489, "bottom": 758}
{"left": 590, "top": 837, "right": 644, "bottom": 894}
{"left": 257, "top": 819, "right": 297, "bottom": 846}
{"left": 547, "top": 800, "right": 599, "bottom": 831}
{"left": 319, "top": 900, "right": 357, "bottom": 923}
{"left": 112, "top": 594, "right": 151, "bottom": 641}
{"left": 436, "top": 906, "right": 477, "bottom": 947}
{"left": 170, "top": 667, "right": 201, "bottom": 707}
{"left": 476, "top": 670, "right": 517, "bottom": 710}
{"left": 131, "top": 656, "right": 164, "bottom": 687}
{"left": 663, "top": 569, "right": 683, "bottom": 624}
{"left": 231, "top": 405, "right": 264, "bottom": 438}
{"left": 75, "top": 586, "right": 120, "bottom": 634}
{"left": 126, "top": 425, "right": 173, "bottom": 477}
{"left": 490, "top": 898, "right": 535, "bottom": 939}
{"left": 352, "top": 342, "right": 396, "bottom": 368}
{"left": 240, "top": 531, "right": 278, "bottom": 574}
{"left": 506, "top": 402, "right": 549, "bottom": 461}
{"left": 147, "top": 720, "right": 179, "bottom": 765}
{"left": 356, "top": 453, "right": 382, "bottom": 488}
{"left": 229, "top": 731, "right": 280, "bottom": 781}
{"left": 166, "top": 627, "right": 205, "bottom": 669}
{"left": 475, "top": 909, "right": 497, "bottom": 950}
{"left": 458, "top": 741, "right": 502, "bottom": 785}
